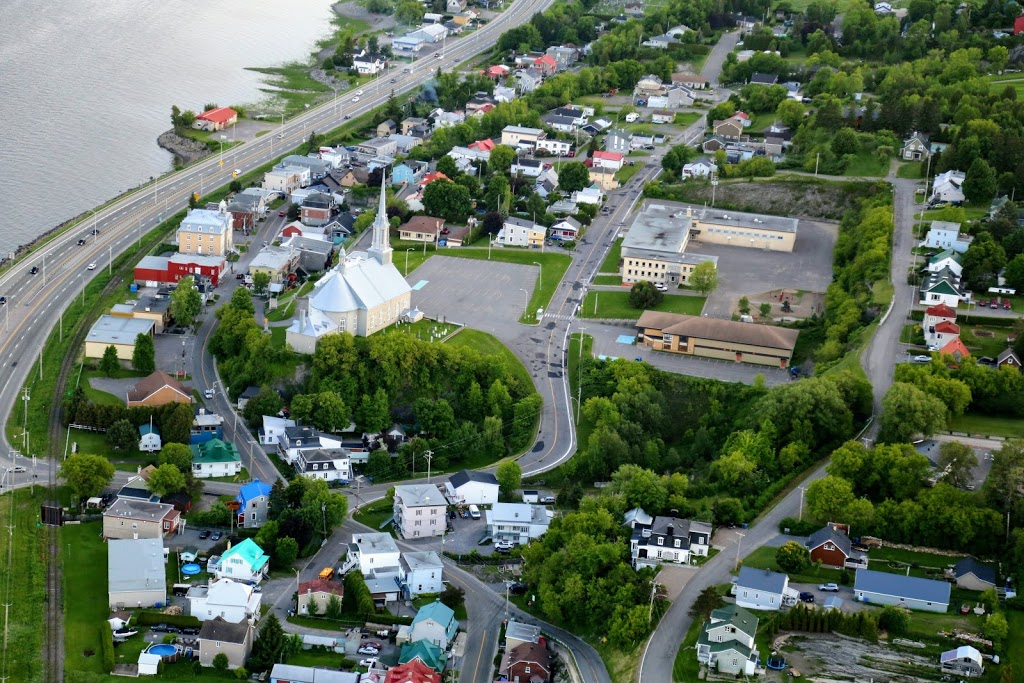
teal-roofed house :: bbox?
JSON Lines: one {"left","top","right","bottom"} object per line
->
{"left": 212, "top": 538, "right": 270, "bottom": 584}
{"left": 190, "top": 438, "right": 242, "bottom": 479}
{"left": 409, "top": 599, "right": 458, "bottom": 649}
{"left": 399, "top": 640, "right": 445, "bottom": 673}
{"left": 695, "top": 604, "right": 759, "bottom": 675}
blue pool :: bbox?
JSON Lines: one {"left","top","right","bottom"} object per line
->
{"left": 147, "top": 644, "right": 178, "bottom": 658}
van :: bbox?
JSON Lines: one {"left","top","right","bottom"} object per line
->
{"left": 468, "top": 505, "right": 481, "bottom": 520}
{"left": 319, "top": 567, "right": 335, "bottom": 581}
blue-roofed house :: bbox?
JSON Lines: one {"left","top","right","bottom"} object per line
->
{"left": 138, "top": 423, "right": 162, "bottom": 453}
{"left": 213, "top": 538, "right": 270, "bottom": 584}
{"left": 732, "top": 566, "right": 794, "bottom": 611}
{"left": 235, "top": 479, "right": 273, "bottom": 529}
{"left": 409, "top": 599, "right": 459, "bottom": 649}
{"left": 953, "top": 557, "right": 996, "bottom": 591}
{"left": 399, "top": 640, "right": 445, "bottom": 673}
{"left": 854, "top": 568, "right": 951, "bottom": 613}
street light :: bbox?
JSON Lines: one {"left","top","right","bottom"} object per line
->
{"left": 734, "top": 532, "right": 746, "bottom": 571}
{"left": 532, "top": 261, "right": 542, "bottom": 287}
{"left": 405, "top": 247, "right": 414, "bottom": 276}
{"left": 519, "top": 288, "right": 528, "bottom": 317}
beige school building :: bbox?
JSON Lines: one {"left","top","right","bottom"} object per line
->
{"left": 637, "top": 311, "right": 799, "bottom": 368}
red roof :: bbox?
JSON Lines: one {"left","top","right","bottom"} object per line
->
{"left": 934, "top": 321, "right": 960, "bottom": 334}
{"left": 385, "top": 659, "right": 442, "bottom": 683}
{"left": 534, "top": 54, "right": 557, "bottom": 67}
{"left": 940, "top": 337, "right": 970, "bottom": 358}
{"left": 1015, "top": 15, "right": 1024, "bottom": 34}
{"left": 925, "top": 303, "right": 957, "bottom": 319}
{"left": 196, "top": 107, "right": 237, "bottom": 125}
{"left": 486, "top": 65, "right": 510, "bottom": 77}
{"left": 420, "top": 172, "right": 451, "bottom": 186}
{"left": 592, "top": 150, "right": 625, "bottom": 162}
{"left": 469, "top": 138, "right": 496, "bottom": 152}
{"left": 298, "top": 579, "right": 344, "bottom": 596}
{"left": 734, "top": 111, "right": 750, "bottom": 119}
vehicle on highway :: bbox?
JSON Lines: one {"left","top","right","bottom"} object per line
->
{"left": 30, "top": 266, "right": 38, "bottom": 275}
{"left": 799, "top": 591, "right": 815, "bottom": 603}
{"left": 436, "top": 52, "right": 443, "bottom": 58}
{"left": 276, "top": 133, "right": 284, "bottom": 139}
{"left": 344, "top": 114, "right": 350, "bottom": 119}
{"left": 198, "top": 530, "right": 211, "bottom": 539}
{"left": 403, "top": 67, "right": 411, "bottom": 73}
{"left": 77, "top": 239, "right": 86, "bottom": 246}
{"left": 278, "top": 210, "right": 286, "bottom": 217}
{"left": 87, "top": 263, "right": 97, "bottom": 270}
{"left": 912, "top": 354, "right": 932, "bottom": 363}
{"left": 357, "top": 646, "right": 379, "bottom": 655}
{"left": 351, "top": 96, "right": 360, "bottom": 102}
{"left": 203, "top": 388, "right": 215, "bottom": 399}
{"left": 356, "top": 89, "right": 364, "bottom": 95}
{"left": 0, "top": 297, "right": 6, "bottom": 305}
{"left": 91, "top": 228, "right": 100, "bottom": 235}
{"left": 390, "top": 77, "right": 396, "bottom": 83}
{"left": 233, "top": 169, "right": 241, "bottom": 176}
{"left": 12, "top": 466, "right": 26, "bottom": 473}
{"left": 819, "top": 583, "right": 840, "bottom": 592}
{"left": 210, "top": 531, "right": 223, "bottom": 541}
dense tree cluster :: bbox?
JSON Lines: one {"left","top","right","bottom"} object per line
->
{"left": 265, "top": 478, "right": 348, "bottom": 555}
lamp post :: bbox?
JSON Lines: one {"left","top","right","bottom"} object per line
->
{"left": 798, "top": 487, "right": 807, "bottom": 521}
{"left": 532, "top": 261, "right": 542, "bottom": 288}
{"left": 519, "top": 288, "right": 528, "bottom": 317}
{"left": 405, "top": 247, "right": 414, "bottom": 276}
{"left": 734, "top": 532, "right": 746, "bottom": 571}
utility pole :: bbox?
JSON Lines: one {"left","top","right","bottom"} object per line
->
{"left": 648, "top": 581, "right": 658, "bottom": 623}
{"left": 734, "top": 532, "right": 745, "bottom": 571}
{"left": 424, "top": 450, "right": 433, "bottom": 484}
{"left": 798, "top": 486, "right": 807, "bottom": 521}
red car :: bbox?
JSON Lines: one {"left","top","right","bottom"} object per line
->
{"left": 278, "top": 210, "right": 286, "bottom": 217}
{"left": 1004, "top": 300, "right": 1012, "bottom": 310}
{"left": 976, "top": 299, "right": 988, "bottom": 307}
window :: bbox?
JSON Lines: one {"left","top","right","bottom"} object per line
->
{"left": 431, "top": 508, "right": 438, "bottom": 515}
{"left": 416, "top": 509, "right": 422, "bottom": 516}
{"left": 313, "top": 464, "right": 318, "bottom": 470}
{"left": 657, "top": 537, "right": 664, "bottom": 546}
{"left": 674, "top": 539, "right": 680, "bottom": 548}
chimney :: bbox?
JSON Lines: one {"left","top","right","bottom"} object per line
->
{"left": 666, "top": 524, "right": 674, "bottom": 536}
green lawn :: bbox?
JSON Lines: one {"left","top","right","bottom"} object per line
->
{"left": 948, "top": 413, "right": 1024, "bottom": 438}
{"left": 599, "top": 239, "right": 623, "bottom": 274}
{"left": 923, "top": 205, "right": 988, "bottom": 222}
{"left": 987, "top": 72, "right": 1024, "bottom": 96}
{"left": 615, "top": 162, "right": 645, "bottom": 184}
{"left": 900, "top": 323, "right": 923, "bottom": 345}
{"left": 83, "top": 369, "right": 137, "bottom": 406}
{"left": 0, "top": 490, "right": 46, "bottom": 682}
{"left": 381, "top": 318, "right": 460, "bottom": 341}
{"left": 447, "top": 329, "right": 534, "bottom": 398}
{"left": 442, "top": 249, "right": 572, "bottom": 324}
{"left": 593, "top": 275, "right": 623, "bottom": 286}
{"left": 352, "top": 498, "right": 395, "bottom": 533}
{"left": 1006, "top": 611, "right": 1024, "bottom": 675}
{"left": 568, "top": 333, "right": 595, "bottom": 449}
{"left": 740, "top": 546, "right": 843, "bottom": 585}
{"left": 673, "top": 112, "right": 701, "bottom": 127}
{"left": 960, "top": 324, "right": 1012, "bottom": 358}
{"left": 63, "top": 522, "right": 109, "bottom": 677}
{"left": 870, "top": 546, "right": 962, "bottom": 580}
{"left": 627, "top": 150, "right": 651, "bottom": 157}
{"left": 842, "top": 151, "right": 889, "bottom": 177}
{"left": 896, "top": 162, "right": 925, "bottom": 179}
{"left": 579, "top": 291, "right": 706, "bottom": 320}
{"left": 401, "top": 247, "right": 436, "bottom": 277}
{"left": 871, "top": 279, "right": 894, "bottom": 306}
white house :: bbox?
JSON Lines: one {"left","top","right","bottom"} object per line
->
{"left": 445, "top": 470, "right": 499, "bottom": 506}
{"left": 511, "top": 158, "right": 544, "bottom": 178}
{"left": 399, "top": 551, "right": 445, "bottom": 599}
{"left": 350, "top": 532, "right": 401, "bottom": 577}
{"left": 923, "top": 221, "right": 972, "bottom": 253}
{"left": 485, "top": 503, "right": 551, "bottom": 545}
{"left": 259, "top": 416, "right": 296, "bottom": 445}
{"left": 535, "top": 138, "right": 573, "bottom": 156}
{"left": 408, "top": 599, "right": 459, "bottom": 650}
{"left": 731, "top": 566, "right": 794, "bottom": 611}
{"left": 591, "top": 151, "right": 625, "bottom": 172}
{"left": 682, "top": 159, "right": 717, "bottom": 179}
{"left": 188, "top": 579, "right": 261, "bottom": 623}
{"left": 190, "top": 439, "right": 242, "bottom": 479}
{"left": 138, "top": 424, "right": 162, "bottom": 453}
{"left": 393, "top": 484, "right": 447, "bottom": 539}
{"left": 500, "top": 217, "right": 545, "bottom": 248}
{"left": 353, "top": 50, "right": 386, "bottom": 75}
{"left": 211, "top": 539, "right": 270, "bottom": 584}
{"left": 940, "top": 646, "right": 984, "bottom": 677}
{"left": 931, "top": 170, "right": 966, "bottom": 204}
{"left": 919, "top": 268, "right": 968, "bottom": 308}
{"left": 294, "top": 448, "right": 350, "bottom": 483}
{"left": 926, "top": 248, "right": 964, "bottom": 277}
{"left": 695, "top": 605, "right": 759, "bottom": 676}
{"left": 630, "top": 516, "right": 712, "bottom": 568}
{"left": 572, "top": 186, "right": 603, "bottom": 205}
{"left": 854, "top": 569, "right": 951, "bottom": 613}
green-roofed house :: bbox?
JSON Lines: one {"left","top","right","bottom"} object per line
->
{"left": 399, "top": 640, "right": 445, "bottom": 673}
{"left": 190, "top": 439, "right": 242, "bottom": 479}
{"left": 925, "top": 248, "right": 963, "bottom": 277}
{"left": 695, "top": 605, "right": 759, "bottom": 675}
{"left": 213, "top": 538, "right": 269, "bottom": 584}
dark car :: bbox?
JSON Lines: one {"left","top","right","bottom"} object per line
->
{"left": 30, "top": 266, "right": 38, "bottom": 275}
{"left": 236, "top": 273, "right": 244, "bottom": 280}
{"left": 77, "top": 239, "right": 86, "bottom": 246}
{"left": 210, "top": 531, "right": 223, "bottom": 541}
{"left": 507, "top": 582, "right": 527, "bottom": 595}
{"left": 799, "top": 591, "right": 815, "bottom": 603}
{"left": 181, "top": 627, "right": 200, "bottom": 635}
{"left": 0, "top": 297, "right": 5, "bottom": 305}
{"left": 198, "top": 530, "right": 211, "bottom": 540}
{"left": 91, "top": 228, "right": 100, "bottom": 235}
{"left": 151, "top": 623, "right": 170, "bottom": 633}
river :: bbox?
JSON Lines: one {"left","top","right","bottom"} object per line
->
{"left": 0, "top": 0, "right": 338, "bottom": 252}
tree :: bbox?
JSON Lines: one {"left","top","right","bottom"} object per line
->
{"left": 60, "top": 454, "right": 115, "bottom": 501}
{"left": 252, "top": 271, "right": 271, "bottom": 297}
{"left": 287, "top": 203, "right": 301, "bottom": 221}
{"left": 132, "top": 333, "right": 155, "bottom": 373}
{"left": 964, "top": 157, "right": 997, "bottom": 204}
{"left": 356, "top": 388, "right": 391, "bottom": 433}
{"left": 805, "top": 476, "right": 855, "bottom": 523}
{"left": 496, "top": 461, "right": 522, "bottom": 499}
{"left": 662, "top": 144, "right": 697, "bottom": 176}
{"left": 984, "top": 612, "right": 1009, "bottom": 644}
{"left": 159, "top": 442, "right": 192, "bottom": 471}
{"left": 274, "top": 536, "right": 299, "bottom": 569}
{"left": 937, "top": 441, "right": 979, "bottom": 488}
{"left": 962, "top": 232, "right": 1007, "bottom": 292}
{"left": 557, "top": 162, "right": 591, "bottom": 193}
{"left": 242, "top": 385, "right": 283, "bottom": 427}
{"left": 611, "top": 464, "right": 668, "bottom": 513}
{"left": 162, "top": 402, "right": 195, "bottom": 445}
{"left": 831, "top": 127, "right": 860, "bottom": 156}
{"left": 213, "top": 653, "right": 230, "bottom": 672}
{"left": 689, "top": 262, "right": 718, "bottom": 295}
{"left": 775, "top": 540, "right": 811, "bottom": 573}
{"left": 107, "top": 419, "right": 138, "bottom": 452}
{"left": 879, "top": 382, "right": 947, "bottom": 443}
{"left": 738, "top": 296, "right": 751, "bottom": 315}
{"left": 879, "top": 605, "right": 911, "bottom": 636}
{"left": 775, "top": 99, "right": 806, "bottom": 130}
{"left": 325, "top": 594, "right": 343, "bottom": 620}
{"left": 170, "top": 276, "right": 202, "bottom": 329}
{"left": 1004, "top": 254, "right": 1024, "bottom": 294}
{"left": 99, "top": 345, "right": 120, "bottom": 377}
{"left": 148, "top": 463, "right": 187, "bottom": 497}
{"left": 440, "top": 584, "right": 466, "bottom": 612}
{"left": 249, "top": 613, "right": 287, "bottom": 672}
{"left": 488, "top": 145, "right": 516, "bottom": 177}
{"left": 688, "top": 586, "right": 725, "bottom": 620}
{"left": 759, "top": 302, "right": 772, "bottom": 319}
{"left": 629, "top": 281, "right": 663, "bottom": 309}
{"left": 435, "top": 155, "right": 459, "bottom": 178}
{"left": 422, "top": 179, "right": 472, "bottom": 222}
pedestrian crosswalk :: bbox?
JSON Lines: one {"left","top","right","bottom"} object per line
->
{"left": 543, "top": 313, "right": 574, "bottom": 322}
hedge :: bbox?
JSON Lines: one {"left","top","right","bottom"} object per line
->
{"left": 134, "top": 610, "right": 203, "bottom": 628}
{"left": 100, "top": 622, "right": 115, "bottom": 672}
{"left": 910, "top": 309, "right": 1018, "bottom": 327}
{"left": 778, "top": 517, "right": 821, "bottom": 536}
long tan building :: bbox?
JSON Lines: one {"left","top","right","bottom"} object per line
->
{"left": 637, "top": 311, "right": 799, "bottom": 367}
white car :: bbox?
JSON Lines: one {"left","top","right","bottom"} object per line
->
{"left": 494, "top": 540, "right": 515, "bottom": 551}
{"left": 11, "top": 466, "right": 26, "bottom": 473}
{"left": 358, "top": 657, "right": 378, "bottom": 668}
{"left": 276, "top": 133, "right": 284, "bottom": 139}
{"left": 819, "top": 583, "right": 840, "bottom": 592}
{"left": 351, "top": 96, "right": 360, "bottom": 102}
{"left": 233, "top": 168, "right": 241, "bottom": 175}
{"left": 356, "top": 89, "right": 364, "bottom": 95}
{"left": 203, "top": 389, "right": 215, "bottom": 399}
{"left": 87, "top": 263, "right": 97, "bottom": 270}
{"left": 912, "top": 354, "right": 932, "bottom": 363}
{"left": 357, "top": 646, "right": 379, "bottom": 655}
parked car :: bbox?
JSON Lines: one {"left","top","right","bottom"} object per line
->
{"left": 278, "top": 210, "right": 286, "bottom": 217}
{"left": 912, "top": 355, "right": 932, "bottom": 363}
{"left": 799, "top": 591, "right": 815, "bottom": 603}
{"left": 210, "top": 531, "right": 223, "bottom": 541}
{"left": 990, "top": 301, "right": 999, "bottom": 309}
{"left": 359, "top": 657, "right": 379, "bottom": 668}
{"left": 819, "top": 583, "right": 840, "bottom": 592}
{"left": 506, "top": 581, "right": 527, "bottom": 595}
{"left": 540, "top": 495, "right": 556, "bottom": 504}
{"left": 151, "top": 624, "right": 170, "bottom": 633}
{"left": 977, "top": 299, "right": 988, "bottom": 307}
{"left": 203, "top": 388, "right": 215, "bottom": 399}
{"left": 357, "top": 646, "right": 379, "bottom": 656}
{"left": 0, "top": 297, "right": 6, "bottom": 305}
{"left": 236, "top": 273, "right": 244, "bottom": 280}
{"left": 494, "top": 540, "right": 515, "bottom": 552}
{"left": 1004, "top": 300, "right": 1012, "bottom": 310}
{"left": 198, "top": 530, "right": 211, "bottom": 539}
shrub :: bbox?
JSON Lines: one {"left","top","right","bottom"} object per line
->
{"left": 213, "top": 653, "right": 230, "bottom": 672}
{"left": 100, "top": 622, "right": 115, "bottom": 672}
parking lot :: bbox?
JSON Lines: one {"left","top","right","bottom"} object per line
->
{"left": 691, "top": 219, "right": 837, "bottom": 318}
{"left": 406, "top": 256, "right": 538, "bottom": 334}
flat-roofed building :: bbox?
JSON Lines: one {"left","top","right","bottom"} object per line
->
{"left": 637, "top": 311, "right": 799, "bottom": 368}
{"left": 84, "top": 315, "right": 155, "bottom": 361}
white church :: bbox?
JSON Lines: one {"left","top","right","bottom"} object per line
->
{"left": 286, "top": 176, "right": 413, "bottom": 352}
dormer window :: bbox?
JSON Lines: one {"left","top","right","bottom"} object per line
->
{"left": 657, "top": 537, "right": 664, "bottom": 546}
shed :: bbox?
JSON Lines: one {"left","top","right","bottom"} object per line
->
{"left": 854, "top": 569, "right": 950, "bottom": 613}
{"left": 953, "top": 557, "right": 996, "bottom": 591}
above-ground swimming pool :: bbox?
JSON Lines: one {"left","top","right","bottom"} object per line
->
{"left": 147, "top": 644, "right": 178, "bottom": 658}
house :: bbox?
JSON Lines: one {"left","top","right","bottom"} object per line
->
{"left": 133, "top": 253, "right": 227, "bottom": 289}
{"left": 591, "top": 150, "right": 625, "bottom": 172}
{"left": 296, "top": 578, "right": 345, "bottom": 615}
{"left": 393, "top": 34, "right": 427, "bottom": 54}
{"left": 1016, "top": 15, "right": 1024, "bottom": 34}
{"left": 351, "top": 532, "right": 401, "bottom": 577}
{"left": 638, "top": 311, "right": 799, "bottom": 368}
{"left": 713, "top": 116, "right": 745, "bottom": 140}
{"left": 535, "top": 138, "right": 572, "bottom": 156}
{"left": 749, "top": 72, "right": 779, "bottom": 85}
{"left": 953, "top": 557, "right": 996, "bottom": 591}
{"left": 682, "top": 159, "right": 717, "bottom": 179}
{"left": 338, "top": 167, "right": 371, "bottom": 188}
{"left": 642, "top": 33, "right": 681, "bottom": 49}
{"left": 189, "top": 408, "right": 223, "bottom": 445}
{"left": 191, "top": 439, "right": 242, "bottom": 479}
{"left": 214, "top": 538, "right": 270, "bottom": 584}
{"left": 932, "top": 170, "right": 967, "bottom": 204}
{"left": 499, "top": 217, "right": 546, "bottom": 248}
{"left": 672, "top": 73, "right": 709, "bottom": 89}
{"left": 647, "top": 87, "right": 696, "bottom": 109}
{"left": 920, "top": 268, "right": 969, "bottom": 308}
{"left": 249, "top": 244, "right": 298, "bottom": 285}
{"left": 511, "top": 158, "right": 544, "bottom": 178}
{"left": 236, "top": 386, "right": 261, "bottom": 411}
{"left": 400, "top": 551, "right": 445, "bottom": 599}
{"left": 651, "top": 110, "right": 674, "bottom": 125}
{"left": 605, "top": 129, "right": 631, "bottom": 155}
{"left": 546, "top": 45, "right": 579, "bottom": 70}
{"left": 588, "top": 168, "right": 619, "bottom": 192}
{"left": 805, "top": 523, "right": 867, "bottom": 569}
{"left": 128, "top": 294, "right": 172, "bottom": 333}
{"left": 357, "top": 137, "right": 399, "bottom": 157}
{"left": 695, "top": 605, "right": 759, "bottom": 676}
{"left": 926, "top": 248, "right": 964, "bottom": 277}
{"left": 923, "top": 221, "right": 973, "bottom": 253}
{"left": 874, "top": 1, "right": 893, "bottom": 13}
{"left": 84, "top": 315, "right": 154, "bottom": 362}
{"left": 940, "top": 336, "right": 971, "bottom": 361}
{"left": 194, "top": 107, "right": 238, "bottom": 131}
{"left": 301, "top": 192, "right": 334, "bottom": 227}
{"left": 177, "top": 205, "right": 234, "bottom": 256}
{"left": 264, "top": 165, "right": 308, "bottom": 194}
{"left": 549, "top": 199, "right": 578, "bottom": 215}
{"left": 401, "top": 117, "right": 430, "bottom": 136}
{"left": 853, "top": 568, "right": 951, "bottom": 612}
{"left": 636, "top": 75, "right": 666, "bottom": 98}
{"left": 393, "top": 161, "right": 427, "bottom": 186}
{"left": 533, "top": 54, "right": 558, "bottom": 76}
{"left": 287, "top": 235, "right": 336, "bottom": 274}
{"left": 516, "top": 67, "right": 544, "bottom": 94}
{"left": 940, "top": 646, "right": 984, "bottom": 677}
{"left": 383, "top": 658, "right": 442, "bottom": 683}
{"left": 501, "top": 126, "right": 545, "bottom": 148}
{"left": 623, "top": 507, "right": 654, "bottom": 529}
{"left": 294, "top": 448, "right": 351, "bottom": 483}
{"left": 188, "top": 579, "right": 261, "bottom": 623}
{"left": 998, "top": 347, "right": 1022, "bottom": 370}
{"left": 445, "top": 470, "right": 499, "bottom": 506}
{"left": 138, "top": 423, "right": 162, "bottom": 452}
{"left": 277, "top": 425, "right": 345, "bottom": 464}
{"left": 927, "top": 320, "right": 960, "bottom": 349}
{"left": 270, "top": 665, "right": 358, "bottom": 683}
{"left": 394, "top": 484, "right": 447, "bottom": 539}
{"left": 901, "top": 131, "right": 931, "bottom": 161}
{"left": 499, "top": 641, "right": 551, "bottom": 682}
{"left": 550, "top": 217, "right": 582, "bottom": 241}
{"left": 413, "top": 23, "right": 448, "bottom": 43}
{"left": 108, "top": 538, "right": 166, "bottom": 608}
{"left": 398, "top": 216, "right": 445, "bottom": 244}
{"left": 354, "top": 50, "right": 387, "bottom": 75}
{"left": 103, "top": 498, "right": 180, "bottom": 540}
{"left": 117, "top": 475, "right": 158, "bottom": 502}
{"left": 486, "top": 503, "right": 551, "bottom": 544}
{"left": 162, "top": 492, "right": 192, "bottom": 514}
{"left": 235, "top": 479, "right": 273, "bottom": 528}
{"left": 923, "top": 303, "right": 957, "bottom": 337}
{"left": 732, "top": 566, "right": 794, "bottom": 610}
{"left": 198, "top": 618, "right": 253, "bottom": 669}
{"left": 571, "top": 186, "right": 603, "bottom": 205}
{"left": 376, "top": 119, "right": 398, "bottom": 138}
{"left": 398, "top": 640, "right": 445, "bottom": 674}
{"left": 630, "top": 516, "right": 712, "bottom": 568}
{"left": 446, "top": 0, "right": 466, "bottom": 13}
{"left": 409, "top": 599, "right": 459, "bottom": 649}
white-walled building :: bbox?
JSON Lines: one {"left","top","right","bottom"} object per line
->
{"left": 350, "top": 532, "right": 401, "bottom": 577}
{"left": 486, "top": 503, "right": 551, "bottom": 545}
{"left": 393, "top": 484, "right": 447, "bottom": 539}
{"left": 445, "top": 470, "right": 499, "bottom": 506}
{"left": 188, "top": 579, "right": 261, "bottom": 623}
{"left": 400, "top": 551, "right": 445, "bottom": 599}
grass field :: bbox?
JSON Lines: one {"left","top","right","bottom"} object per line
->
{"left": 960, "top": 324, "right": 1012, "bottom": 358}
{"left": 987, "top": 72, "right": 1024, "bottom": 96}
{"left": 741, "top": 546, "right": 843, "bottom": 585}
{"left": 674, "top": 112, "right": 701, "bottom": 127}
{"left": 870, "top": 546, "right": 963, "bottom": 580}
{"left": 352, "top": 497, "right": 395, "bottom": 533}
{"left": 842, "top": 151, "right": 889, "bottom": 177}
{"left": 579, "top": 291, "right": 706, "bottom": 319}
{"left": 599, "top": 239, "right": 623, "bottom": 273}
{"left": 616, "top": 162, "right": 645, "bottom": 184}
{"left": 447, "top": 328, "right": 534, "bottom": 396}
{"left": 672, "top": 616, "right": 704, "bottom": 682}
{"left": 568, "top": 333, "right": 596, "bottom": 450}
{"left": 871, "top": 279, "right": 894, "bottom": 306}
{"left": 1007, "top": 611, "right": 1024, "bottom": 676}
{"left": 948, "top": 413, "right": 1024, "bottom": 438}
{"left": 593, "top": 275, "right": 623, "bottom": 286}
{"left": 0, "top": 490, "right": 46, "bottom": 682}
{"left": 896, "top": 162, "right": 925, "bottom": 179}
{"left": 63, "top": 521, "right": 108, "bottom": 677}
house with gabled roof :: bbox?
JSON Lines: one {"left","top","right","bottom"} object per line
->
{"left": 928, "top": 320, "right": 961, "bottom": 349}
{"left": 408, "top": 599, "right": 458, "bottom": 649}
{"left": 998, "top": 347, "right": 1022, "bottom": 370}
{"left": 923, "top": 221, "right": 973, "bottom": 253}
{"left": 383, "top": 658, "right": 441, "bottom": 683}
{"left": 805, "top": 523, "right": 867, "bottom": 569}
{"left": 854, "top": 568, "right": 950, "bottom": 612}
{"left": 901, "top": 131, "right": 931, "bottom": 161}
{"left": 920, "top": 268, "right": 968, "bottom": 308}
{"left": 126, "top": 371, "right": 192, "bottom": 408}
{"left": 296, "top": 578, "right": 345, "bottom": 615}
{"left": 190, "top": 438, "right": 242, "bottom": 479}
{"left": 695, "top": 605, "right": 759, "bottom": 675}
{"left": 926, "top": 248, "right": 964, "bottom": 277}
{"left": 952, "top": 556, "right": 996, "bottom": 591}
{"left": 445, "top": 470, "right": 499, "bottom": 506}
{"left": 499, "top": 641, "right": 551, "bottom": 682}
{"left": 940, "top": 336, "right": 971, "bottom": 361}
{"left": 138, "top": 423, "right": 162, "bottom": 453}
{"left": 212, "top": 538, "right": 270, "bottom": 584}
{"left": 630, "top": 515, "right": 712, "bottom": 568}
{"left": 932, "top": 170, "right": 966, "bottom": 204}
{"left": 235, "top": 479, "right": 273, "bottom": 528}
{"left": 398, "top": 640, "right": 445, "bottom": 673}
{"left": 732, "top": 566, "right": 794, "bottom": 610}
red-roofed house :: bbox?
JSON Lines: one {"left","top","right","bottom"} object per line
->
{"left": 469, "top": 139, "right": 496, "bottom": 152}
{"left": 924, "top": 303, "right": 957, "bottom": 347}
{"left": 194, "top": 107, "right": 238, "bottom": 132}
{"left": 485, "top": 65, "right": 510, "bottom": 79}
{"left": 384, "top": 659, "right": 442, "bottom": 683}
{"left": 940, "top": 337, "right": 970, "bottom": 361}
{"left": 592, "top": 150, "right": 626, "bottom": 171}
{"left": 470, "top": 103, "right": 495, "bottom": 118}
{"left": 534, "top": 54, "right": 558, "bottom": 76}
{"left": 420, "top": 172, "right": 451, "bottom": 187}
{"left": 280, "top": 222, "right": 306, "bottom": 239}
{"left": 734, "top": 111, "right": 751, "bottom": 125}
{"left": 296, "top": 579, "right": 344, "bottom": 615}
{"left": 1015, "top": 15, "right": 1024, "bottom": 34}
{"left": 929, "top": 320, "right": 960, "bottom": 349}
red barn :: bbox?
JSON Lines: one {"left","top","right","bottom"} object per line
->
{"left": 805, "top": 523, "right": 854, "bottom": 569}
{"left": 194, "top": 107, "right": 238, "bottom": 131}
{"left": 134, "top": 254, "right": 226, "bottom": 287}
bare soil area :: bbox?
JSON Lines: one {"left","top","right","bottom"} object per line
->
{"left": 777, "top": 633, "right": 944, "bottom": 683}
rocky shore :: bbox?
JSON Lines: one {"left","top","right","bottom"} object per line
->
{"left": 157, "top": 130, "right": 211, "bottom": 166}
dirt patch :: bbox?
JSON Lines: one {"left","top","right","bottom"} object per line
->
{"left": 741, "top": 289, "right": 825, "bottom": 321}
{"left": 780, "top": 632, "right": 944, "bottom": 682}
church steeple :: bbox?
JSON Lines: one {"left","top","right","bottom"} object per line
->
{"left": 368, "top": 172, "right": 393, "bottom": 266}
